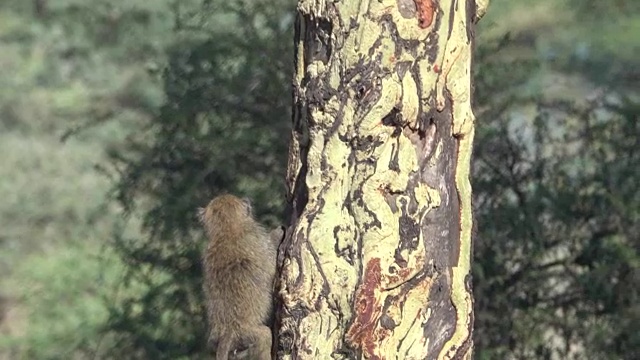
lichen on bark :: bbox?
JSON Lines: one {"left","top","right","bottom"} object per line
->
{"left": 277, "top": 0, "right": 489, "bottom": 359}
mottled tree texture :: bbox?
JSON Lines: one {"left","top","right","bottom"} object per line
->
{"left": 276, "top": 0, "right": 488, "bottom": 359}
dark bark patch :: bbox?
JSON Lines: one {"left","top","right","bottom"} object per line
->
{"left": 422, "top": 271, "right": 456, "bottom": 357}
{"left": 389, "top": 142, "right": 401, "bottom": 172}
{"left": 421, "top": 107, "right": 459, "bottom": 269}
{"left": 418, "top": 101, "right": 438, "bottom": 132}
{"left": 333, "top": 225, "right": 356, "bottom": 266}
{"left": 418, "top": 97, "right": 460, "bottom": 355}
{"left": 352, "top": 188, "right": 382, "bottom": 231}
{"left": 277, "top": 326, "right": 295, "bottom": 355}
{"left": 394, "top": 199, "right": 422, "bottom": 268}
{"left": 383, "top": 191, "right": 400, "bottom": 214}
{"left": 283, "top": 103, "right": 310, "bottom": 227}
{"left": 379, "top": 313, "right": 396, "bottom": 330}
{"left": 380, "top": 296, "right": 399, "bottom": 330}
{"left": 368, "top": 37, "right": 383, "bottom": 57}
{"left": 343, "top": 59, "right": 384, "bottom": 124}
{"left": 351, "top": 134, "right": 383, "bottom": 152}
{"left": 306, "top": 76, "right": 338, "bottom": 110}
{"left": 399, "top": 213, "right": 421, "bottom": 250}
{"left": 424, "top": 28, "right": 440, "bottom": 64}
{"left": 302, "top": 15, "right": 333, "bottom": 65}
{"left": 381, "top": 107, "right": 404, "bottom": 139}
{"left": 396, "top": 61, "right": 412, "bottom": 79}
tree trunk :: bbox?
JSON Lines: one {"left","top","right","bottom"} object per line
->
{"left": 277, "top": 0, "right": 488, "bottom": 358}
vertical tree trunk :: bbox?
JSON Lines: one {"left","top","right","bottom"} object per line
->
{"left": 277, "top": 0, "right": 489, "bottom": 358}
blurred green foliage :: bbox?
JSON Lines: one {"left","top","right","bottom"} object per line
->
{"left": 0, "top": 0, "right": 168, "bottom": 358}
{"left": 0, "top": 0, "right": 637, "bottom": 359}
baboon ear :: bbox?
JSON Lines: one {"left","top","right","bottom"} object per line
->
{"left": 197, "top": 207, "right": 206, "bottom": 223}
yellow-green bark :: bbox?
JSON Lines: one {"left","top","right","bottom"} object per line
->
{"left": 277, "top": 0, "right": 489, "bottom": 359}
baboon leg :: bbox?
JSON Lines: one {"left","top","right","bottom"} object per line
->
{"left": 245, "top": 325, "right": 272, "bottom": 360}
{"left": 216, "top": 334, "right": 234, "bottom": 360}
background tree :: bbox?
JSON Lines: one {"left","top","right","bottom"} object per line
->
{"left": 96, "top": 1, "right": 295, "bottom": 358}
{"left": 471, "top": 1, "right": 640, "bottom": 358}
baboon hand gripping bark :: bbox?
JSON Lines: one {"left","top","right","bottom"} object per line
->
{"left": 199, "top": 194, "right": 277, "bottom": 360}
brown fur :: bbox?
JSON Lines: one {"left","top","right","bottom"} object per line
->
{"left": 199, "top": 194, "right": 277, "bottom": 360}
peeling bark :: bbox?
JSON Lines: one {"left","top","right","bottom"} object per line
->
{"left": 276, "top": 0, "right": 489, "bottom": 359}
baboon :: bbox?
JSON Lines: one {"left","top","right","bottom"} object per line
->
{"left": 199, "top": 194, "right": 278, "bottom": 360}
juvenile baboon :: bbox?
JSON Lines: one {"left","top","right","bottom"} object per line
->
{"left": 199, "top": 194, "right": 278, "bottom": 360}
